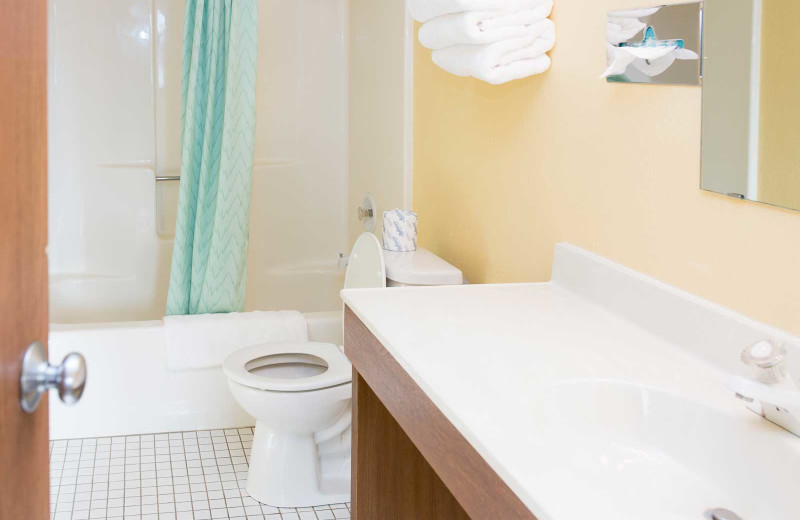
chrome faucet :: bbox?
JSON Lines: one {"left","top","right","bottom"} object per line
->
{"left": 727, "top": 340, "right": 800, "bottom": 438}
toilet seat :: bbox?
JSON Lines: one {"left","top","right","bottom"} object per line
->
{"left": 223, "top": 342, "right": 351, "bottom": 393}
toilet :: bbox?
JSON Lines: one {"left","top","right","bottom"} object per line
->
{"left": 223, "top": 232, "right": 463, "bottom": 507}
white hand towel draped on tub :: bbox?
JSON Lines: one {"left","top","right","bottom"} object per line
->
{"left": 409, "top": 0, "right": 551, "bottom": 23}
{"left": 164, "top": 310, "right": 308, "bottom": 371}
{"left": 418, "top": 0, "right": 553, "bottom": 50}
{"left": 432, "top": 19, "right": 555, "bottom": 85}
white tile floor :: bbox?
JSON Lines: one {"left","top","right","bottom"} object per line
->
{"left": 49, "top": 427, "right": 351, "bottom": 520}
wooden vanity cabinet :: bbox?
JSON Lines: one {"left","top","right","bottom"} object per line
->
{"left": 345, "top": 306, "right": 537, "bottom": 520}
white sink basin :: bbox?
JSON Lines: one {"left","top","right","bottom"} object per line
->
{"left": 523, "top": 381, "right": 800, "bottom": 520}
{"left": 341, "top": 248, "right": 800, "bottom": 520}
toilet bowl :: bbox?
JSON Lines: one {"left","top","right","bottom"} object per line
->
{"left": 223, "top": 232, "right": 463, "bottom": 507}
{"left": 223, "top": 342, "right": 353, "bottom": 507}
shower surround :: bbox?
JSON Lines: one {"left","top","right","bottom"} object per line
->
{"left": 46, "top": 0, "right": 413, "bottom": 441}
{"left": 48, "top": 0, "right": 349, "bottom": 323}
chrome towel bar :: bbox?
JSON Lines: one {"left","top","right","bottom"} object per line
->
{"left": 156, "top": 176, "right": 181, "bottom": 182}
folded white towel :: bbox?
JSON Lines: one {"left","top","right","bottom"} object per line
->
{"left": 409, "top": 0, "right": 550, "bottom": 23}
{"left": 431, "top": 19, "right": 555, "bottom": 84}
{"left": 164, "top": 310, "right": 308, "bottom": 371}
{"left": 418, "top": 0, "right": 553, "bottom": 50}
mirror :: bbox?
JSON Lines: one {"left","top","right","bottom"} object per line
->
{"left": 702, "top": 0, "right": 800, "bottom": 211}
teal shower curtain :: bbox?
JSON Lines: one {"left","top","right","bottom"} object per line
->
{"left": 166, "top": 0, "right": 258, "bottom": 316}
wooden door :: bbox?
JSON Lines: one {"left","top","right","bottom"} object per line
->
{"left": 0, "top": 0, "right": 50, "bottom": 518}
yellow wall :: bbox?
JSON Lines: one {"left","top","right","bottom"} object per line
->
{"left": 757, "top": 0, "right": 800, "bottom": 210}
{"left": 412, "top": 0, "right": 800, "bottom": 335}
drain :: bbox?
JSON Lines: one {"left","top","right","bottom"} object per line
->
{"left": 705, "top": 508, "right": 744, "bottom": 520}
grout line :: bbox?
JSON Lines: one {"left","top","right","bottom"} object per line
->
{"left": 55, "top": 439, "right": 68, "bottom": 518}
{"left": 226, "top": 427, "right": 240, "bottom": 517}
{"left": 137, "top": 436, "right": 142, "bottom": 519}
{"left": 51, "top": 426, "right": 351, "bottom": 520}
{"left": 190, "top": 429, "right": 208, "bottom": 520}
{"left": 100, "top": 437, "right": 109, "bottom": 520}
{"left": 50, "top": 426, "right": 256, "bottom": 443}
{"left": 228, "top": 428, "right": 238, "bottom": 517}
{"left": 120, "top": 438, "right": 126, "bottom": 520}
{"left": 235, "top": 427, "right": 246, "bottom": 506}
{"left": 169, "top": 433, "right": 179, "bottom": 520}
{"left": 70, "top": 437, "right": 77, "bottom": 516}
{"left": 151, "top": 436, "right": 158, "bottom": 520}
{"left": 86, "top": 436, "right": 97, "bottom": 520}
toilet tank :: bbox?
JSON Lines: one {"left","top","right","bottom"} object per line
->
{"left": 383, "top": 248, "right": 463, "bottom": 287}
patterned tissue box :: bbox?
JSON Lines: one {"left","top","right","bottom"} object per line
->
{"left": 382, "top": 209, "right": 418, "bottom": 252}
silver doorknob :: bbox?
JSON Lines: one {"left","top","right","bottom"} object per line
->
{"left": 19, "top": 341, "right": 86, "bottom": 413}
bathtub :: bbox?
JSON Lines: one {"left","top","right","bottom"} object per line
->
{"left": 50, "top": 265, "right": 345, "bottom": 324}
{"left": 48, "top": 311, "right": 343, "bottom": 440}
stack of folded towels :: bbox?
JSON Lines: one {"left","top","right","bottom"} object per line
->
{"left": 409, "top": 0, "right": 556, "bottom": 85}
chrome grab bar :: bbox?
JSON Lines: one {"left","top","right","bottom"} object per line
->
{"left": 156, "top": 176, "right": 181, "bottom": 182}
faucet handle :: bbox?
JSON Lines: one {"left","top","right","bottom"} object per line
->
{"left": 741, "top": 340, "right": 786, "bottom": 384}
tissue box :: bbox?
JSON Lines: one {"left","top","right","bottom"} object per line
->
{"left": 382, "top": 209, "right": 418, "bottom": 252}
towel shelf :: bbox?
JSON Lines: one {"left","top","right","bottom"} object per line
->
{"left": 156, "top": 176, "right": 181, "bottom": 182}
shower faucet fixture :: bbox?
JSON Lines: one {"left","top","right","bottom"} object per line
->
{"left": 357, "top": 206, "right": 373, "bottom": 221}
{"left": 357, "top": 193, "right": 377, "bottom": 232}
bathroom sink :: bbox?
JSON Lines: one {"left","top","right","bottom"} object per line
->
{"left": 520, "top": 381, "right": 800, "bottom": 520}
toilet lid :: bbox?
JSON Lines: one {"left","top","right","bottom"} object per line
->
{"left": 344, "top": 233, "right": 386, "bottom": 290}
{"left": 223, "top": 342, "right": 352, "bottom": 392}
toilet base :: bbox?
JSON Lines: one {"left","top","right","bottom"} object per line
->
{"left": 246, "top": 420, "right": 350, "bottom": 508}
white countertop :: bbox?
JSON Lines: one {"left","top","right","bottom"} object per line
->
{"left": 341, "top": 245, "right": 800, "bottom": 520}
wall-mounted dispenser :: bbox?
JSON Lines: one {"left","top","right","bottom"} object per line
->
{"left": 604, "top": 2, "right": 703, "bottom": 85}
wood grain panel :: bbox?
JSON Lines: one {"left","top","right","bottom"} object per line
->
{"left": 351, "top": 369, "right": 472, "bottom": 520}
{"left": 0, "top": 0, "right": 50, "bottom": 518}
{"left": 345, "top": 306, "right": 536, "bottom": 520}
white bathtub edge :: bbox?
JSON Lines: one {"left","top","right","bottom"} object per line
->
{"left": 49, "top": 311, "right": 344, "bottom": 440}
